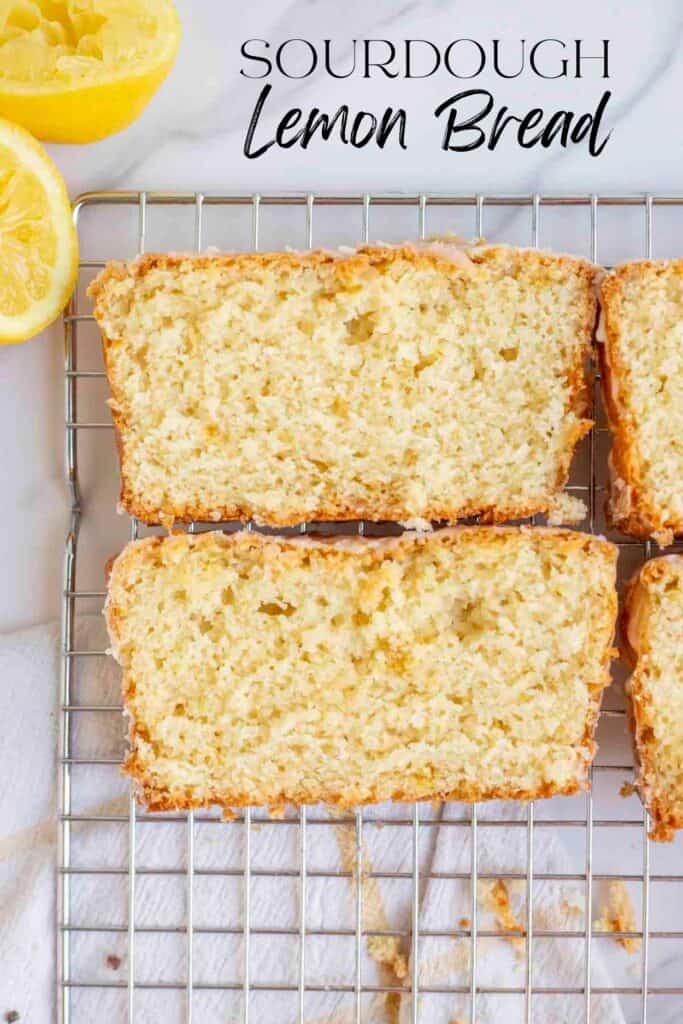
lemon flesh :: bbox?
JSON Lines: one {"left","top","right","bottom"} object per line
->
{"left": 0, "top": 0, "right": 180, "bottom": 142}
{"left": 0, "top": 117, "right": 77, "bottom": 343}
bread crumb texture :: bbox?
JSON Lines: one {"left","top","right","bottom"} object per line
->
{"left": 90, "top": 246, "right": 596, "bottom": 525}
{"left": 106, "top": 527, "right": 617, "bottom": 812}
{"left": 624, "top": 555, "right": 683, "bottom": 840}
{"left": 601, "top": 261, "right": 683, "bottom": 539}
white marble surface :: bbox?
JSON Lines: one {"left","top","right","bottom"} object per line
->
{"left": 4, "top": 0, "right": 683, "bottom": 630}
{"left": 2, "top": 1, "right": 683, "bottom": 1021}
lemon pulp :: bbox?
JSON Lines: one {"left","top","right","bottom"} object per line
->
{"left": 0, "top": 117, "right": 77, "bottom": 342}
{"left": 0, "top": 1, "right": 180, "bottom": 141}
{"left": 0, "top": 141, "right": 56, "bottom": 315}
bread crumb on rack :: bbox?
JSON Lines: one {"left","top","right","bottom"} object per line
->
{"left": 479, "top": 878, "right": 526, "bottom": 958}
{"left": 560, "top": 896, "right": 583, "bottom": 919}
{"left": 595, "top": 880, "right": 641, "bottom": 953}
{"left": 333, "top": 821, "right": 408, "bottom": 985}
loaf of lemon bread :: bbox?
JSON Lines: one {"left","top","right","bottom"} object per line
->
{"left": 600, "top": 261, "right": 683, "bottom": 544}
{"left": 105, "top": 527, "right": 617, "bottom": 812}
{"left": 90, "top": 244, "right": 598, "bottom": 526}
{"left": 623, "top": 555, "right": 683, "bottom": 841}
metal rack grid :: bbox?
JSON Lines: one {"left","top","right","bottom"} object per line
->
{"left": 59, "top": 191, "right": 683, "bottom": 1024}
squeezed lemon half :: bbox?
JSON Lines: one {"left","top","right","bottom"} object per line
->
{"left": 0, "top": 0, "right": 180, "bottom": 142}
{"left": 0, "top": 117, "right": 78, "bottom": 343}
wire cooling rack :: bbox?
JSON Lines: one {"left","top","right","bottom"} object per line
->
{"left": 59, "top": 192, "right": 683, "bottom": 1024}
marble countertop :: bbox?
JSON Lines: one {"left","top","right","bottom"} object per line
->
{"left": 4, "top": 0, "right": 683, "bottom": 630}
{"left": 1, "top": 2, "right": 683, "bottom": 1021}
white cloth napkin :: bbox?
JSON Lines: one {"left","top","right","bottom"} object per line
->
{"left": 1, "top": 620, "right": 629, "bottom": 1023}
{"left": 399, "top": 803, "right": 626, "bottom": 1024}
{"left": 0, "top": 623, "right": 59, "bottom": 1021}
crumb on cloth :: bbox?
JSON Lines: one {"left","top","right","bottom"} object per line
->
{"left": 479, "top": 878, "right": 525, "bottom": 958}
{"left": 560, "top": 896, "right": 583, "bottom": 919}
{"left": 595, "top": 880, "right": 641, "bottom": 953}
{"left": 334, "top": 822, "right": 409, "bottom": 984}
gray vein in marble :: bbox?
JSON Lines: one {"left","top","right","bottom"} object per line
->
{"left": 106, "top": 0, "right": 416, "bottom": 187}
{"left": 490, "top": 5, "right": 683, "bottom": 240}
{"left": 555, "top": 0, "right": 683, "bottom": 165}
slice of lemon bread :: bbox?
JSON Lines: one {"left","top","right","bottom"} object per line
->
{"left": 90, "top": 245, "right": 597, "bottom": 526}
{"left": 623, "top": 555, "right": 683, "bottom": 841}
{"left": 105, "top": 527, "right": 617, "bottom": 813}
{"left": 600, "top": 261, "right": 683, "bottom": 544}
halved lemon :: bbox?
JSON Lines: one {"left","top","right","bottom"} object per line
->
{"left": 0, "top": 0, "right": 180, "bottom": 143}
{"left": 0, "top": 117, "right": 78, "bottom": 344}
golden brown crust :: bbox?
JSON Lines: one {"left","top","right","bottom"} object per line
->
{"left": 622, "top": 555, "right": 683, "bottom": 841}
{"left": 600, "top": 261, "right": 683, "bottom": 542}
{"left": 126, "top": 769, "right": 588, "bottom": 815}
{"left": 106, "top": 526, "right": 618, "bottom": 814}
{"left": 90, "top": 246, "right": 598, "bottom": 527}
